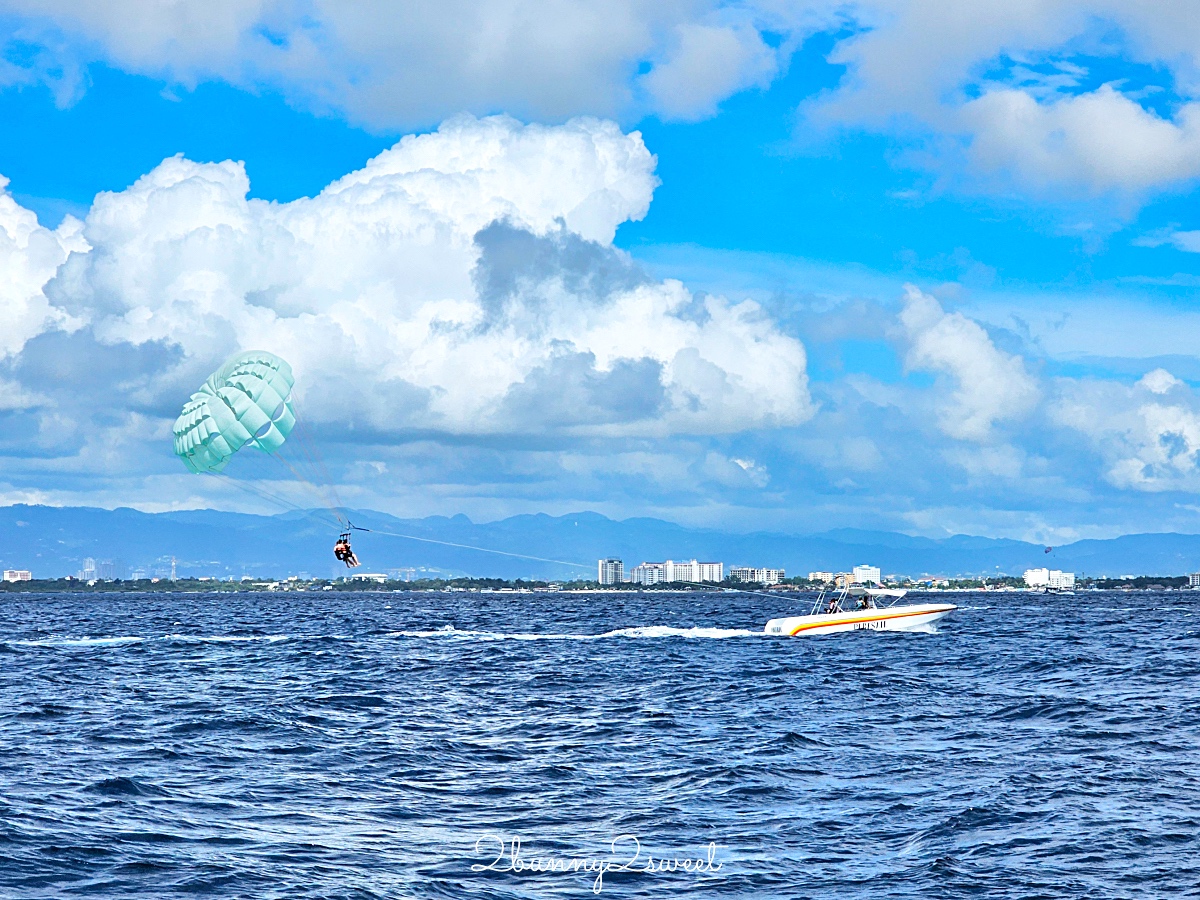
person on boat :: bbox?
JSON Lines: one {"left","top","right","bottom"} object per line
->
{"left": 333, "top": 534, "right": 360, "bottom": 568}
{"left": 825, "top": 596, "right": 840, "bottom": 614}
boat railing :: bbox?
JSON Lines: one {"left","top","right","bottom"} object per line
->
{"left": 809, "top": 585, "right": 909, "bottom": 615}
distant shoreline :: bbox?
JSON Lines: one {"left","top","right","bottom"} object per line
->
{"left": 2, "top": 578, "right": 1198, "bottom": 594}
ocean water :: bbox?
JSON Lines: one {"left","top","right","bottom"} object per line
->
{"left": 1, "top": 589, "right": 1197, "bottom": 898}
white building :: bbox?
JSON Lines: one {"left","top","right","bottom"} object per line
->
{"left": 1024, "top": 568, "right": 1075, "bottom": 589}
{"left": 629, "top": 560, "right": 723, "bottom": 584}
{"left": 852, "top": 564, "right": 881, "bottom": 585}
{"left": 808, "top": 571, "right": 833, "bottom": 584}
{"left": 629, "top": 563, "right": 665, "bottom": 585}
{"left": 598, "top": 558, "right": 624, "bottom": 585}
{"left": 1049, "top": 571, "right": 1075, "bottom": 589}
{"left": 1190, "top": 573, "right": 1200, "bottom": 588}
{"left": 3, "top": 570, "right": 32, "bottom": 582}
{"left": 729, "top": 566, "right": 786, "bottom": 585}
{"left": 79, "top": 557, "right": 97, "bottom": 580}
{"left": 665, "top": 559, "right": 695, "bottom": 582}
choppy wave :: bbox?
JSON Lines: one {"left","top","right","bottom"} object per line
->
{"left": 1, "top": 589, "right": 1197, "bottom": 899}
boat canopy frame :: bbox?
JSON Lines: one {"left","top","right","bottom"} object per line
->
{"left": 809, "top": 585, "right": 910, "bottom": 616}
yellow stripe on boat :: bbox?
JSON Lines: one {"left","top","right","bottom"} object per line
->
{"left": 788, "top": 606, "right": 947, "bottom": 635}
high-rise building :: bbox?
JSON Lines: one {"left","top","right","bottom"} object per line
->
{"left": 95, "top": 559, "right": 126, "bottom": 581}
{"left": 808, "top": 571, "right": 834, "bottom": 583}
{"left": 729, "top": 566, "right": 785, "bottom": 585}
{"left": 629, "top": 559, "right": 724, "bottom": 584}
{"left": 852, "top": 564, "right": 881, "bottom": 585}
{"left": 1190, "top": 573, "right": 1200, "bottom": 588}
{"left": 1049, "top": 571, "right": 1075, "bottom": 589}
{"left": 3, "top": 570, "right": 32, "bottom": 582}
{"left": 598, "top": 558, "right": 624, "bottom": 585}
{"left": 664, "top": 559, "right": 694, "bottom": 583}
{"left": 79, "top": 557, "right": 97, "bottom": 580}
{"left": 629, "top": 563, "right": 665, "bottom": 585}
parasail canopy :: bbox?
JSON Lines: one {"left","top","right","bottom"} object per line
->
{"left": 173, "top": 351, "right": 296, "bottom": 474}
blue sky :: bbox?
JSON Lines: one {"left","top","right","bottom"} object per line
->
{"left": 5, "top": 3, "right": 1200, "bottom": 541}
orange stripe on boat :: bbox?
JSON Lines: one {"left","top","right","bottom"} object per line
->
{"left": 788, "top": 606, "right": 947, "bottom": 636}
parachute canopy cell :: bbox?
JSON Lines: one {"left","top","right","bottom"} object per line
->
{"left": 173, "top": 351, "right": 296, "bottom": 474}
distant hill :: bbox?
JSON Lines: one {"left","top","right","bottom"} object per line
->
{"left": 2, "top": 504, "right": 1199, "bottom": 581}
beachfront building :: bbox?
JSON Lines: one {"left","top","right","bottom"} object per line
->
{"left": 729, "top": 566, "right": 785, "bottom": 585}
{"left": 598, "top": 558, "right": 624, "bottom": 585}
{"left": 692, "top": 561, "right": 725, "bottom": 583}
{"left": 852, "top": 564, "right": 881, "bottom": 585}
{"left": 3, "top": 570, "right": 32, "bottom": 582}
{"left": 1190, "top": 573, "right": 1200, "bottom": 588}
{"left": 629, "top": 563, "right": 665, "bottom": 585}
{"left": 629, "top": 560, "right": 724, "bottom": 584}
{"left": 807, "top": 571, "right": 834, "bottom": 584}
{"left": 1050, "top": 571, "right": 1076, "bottom": 589}
{"left": 1024, "top": 568, "right": 1075, "bottom": 589}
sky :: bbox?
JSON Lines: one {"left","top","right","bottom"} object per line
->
{"left": 5, "top": 2, "right": 1200, "bottom": 542}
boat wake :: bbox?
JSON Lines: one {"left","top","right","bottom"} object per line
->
{"left": 12, "top": 634, "right": 294, "bottom": 648}
{"left": 12, "top": 636, "right": 148, "bottom": 648}
{"left": 387, "top": 625, "right": 760, "bottom": 641}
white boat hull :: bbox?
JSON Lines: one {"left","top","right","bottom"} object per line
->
{"left": 764, "top": 602, "right": 957, "bottom": 637}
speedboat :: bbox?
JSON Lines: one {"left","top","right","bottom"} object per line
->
{"left": 764, "top": 586, "right": 955, "bottom": 637}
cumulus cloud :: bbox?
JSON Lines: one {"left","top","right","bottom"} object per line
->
{"left": 802, "top": 1, "right": 1200, "bottom": 196}
{"left": 899, "top": 286, "right": 1038, "bottom": 441}
{"left": 639, "top": 18, "right": 779, "bottom": 121}
{"left": 1138, "top": 368, "right": 1183, "bottom": 395}
{"left": 1057, "top": 370, "right": 1200, "bottom": 491}
{"left": 4, "top": 114, "right": 813, "bottom": 476}
{"left": 0, "top": 0, "right": 809, "bottom": 127}
{"left": 962, "top": 85, "right": 1200, "bottom": 193}
{"left": 11, "top": 2, "right": 1200, "bottom": 199}
{"left": 0, "top": 178, "right": 87, "bottom": 356}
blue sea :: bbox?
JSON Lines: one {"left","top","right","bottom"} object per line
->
{"left": 1, "top": 589, "right": 1197, "bottom": 898}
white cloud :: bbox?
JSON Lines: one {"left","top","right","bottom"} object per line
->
{"left": 804, "top": 1, "right": 1200, "bottom": 196}
{"left": 899, "top": 285, "right": 1039, "bottom": 441}
{"left": 0, "top": 0, "right": 815, "bottom": 127}
{"left": 1138, "top": 368, "right": 1183, "bottom": 394}
{"left": 1057, "top": 372, "right": 1200, "bottom": 491}
{"left": 640, "top": 19, "right": 779, "bottom": 121}
{"left": 1145, "top": 228, "right": 1200, "bottom": 253}
{"left": 11, "top": 2, "right": 1200, "bottom": 198}
{"left": 14, "top": 115, "right": 812, "bottom": 447}
{"left": 962, "top": 85, "right": 1200, "bottom": 193}
{"left": 0, "top": 178, "right": 87, "bottom": 357}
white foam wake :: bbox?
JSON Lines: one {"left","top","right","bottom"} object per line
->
{"left": 386, "top": 625, "right": 759, "bottom": 641}
{"left": 11, "top": 636, "right": 147, "bottom": 647}
{"left": 164, "top": 633, "right": 292, "bottom": 643}
{"left": 13, "top": 634, "right": 294, "bottom": 648}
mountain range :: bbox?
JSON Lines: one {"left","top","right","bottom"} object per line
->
{"left": 3, "top": 504, "right": 1200, "bottom": 581}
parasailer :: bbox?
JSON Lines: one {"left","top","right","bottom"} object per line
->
{"left": 333, "top": 532, "right": 360, "bottom": 568}
{"left": 173, "top": 350, "right": 359, "bottom": 567}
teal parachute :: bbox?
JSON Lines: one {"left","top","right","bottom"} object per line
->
{"left": 173, "top": 351, "right": 296, "bottom": 474}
